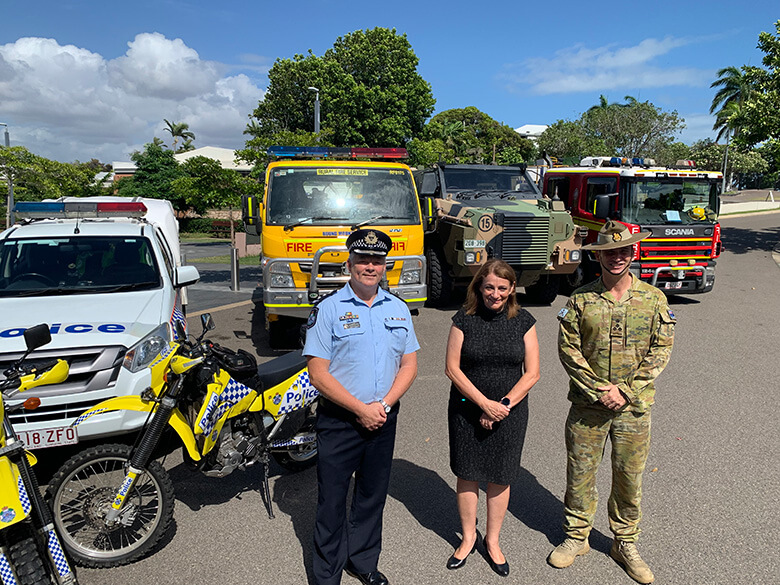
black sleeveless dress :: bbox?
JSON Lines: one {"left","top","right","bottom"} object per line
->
{"left": 448, "top": 305, "right": 536, "bottom": 485}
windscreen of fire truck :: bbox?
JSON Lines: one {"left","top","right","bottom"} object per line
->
{"left": 622, "top": 179, "right": 719, "bottom": 226}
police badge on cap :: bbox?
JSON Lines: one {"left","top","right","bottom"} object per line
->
{"left": 346, "top": 229, "right": 392, "bottom": 256}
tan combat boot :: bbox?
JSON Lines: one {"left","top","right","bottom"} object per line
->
{"left": 547, "top": 538, "right": 590, "bottom": 568}
{"left": 610, "top": 540, "right": 655, "bottom": 584}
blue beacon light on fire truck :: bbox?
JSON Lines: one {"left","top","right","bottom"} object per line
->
{"left": 267, "top": 146, "right": 408, "bottom": 159}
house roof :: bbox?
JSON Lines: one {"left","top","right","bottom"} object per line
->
{"left": 514, "top": 124, "right": 548, "bottom": 138}
{"left": 173, "top": 146, "right": 252, "bottom": 172}
{"left": 111, "top": 146, "right": 253, "bottom": 177}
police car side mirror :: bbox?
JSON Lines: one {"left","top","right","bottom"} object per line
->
{"left": 175, "top": 265, "right": 200, "bottom": 288}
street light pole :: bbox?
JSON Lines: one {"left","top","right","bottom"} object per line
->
{"left": 721, "top": 128, "right": 730, "bottom": 194}
{"left": 0, "top": 122, "right": 14, "bottom": 228}
{"left": 308, "top": 87, "right": 320, "bottom": 135}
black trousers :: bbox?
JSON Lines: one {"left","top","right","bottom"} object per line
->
{"left": 312, "top": 398, "right": 399, "bottom": 585}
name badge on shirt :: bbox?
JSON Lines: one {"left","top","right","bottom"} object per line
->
{"left": 343, "top": 321, "right": 361, "bottom": 329}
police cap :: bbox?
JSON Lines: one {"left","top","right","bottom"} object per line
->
{"left": 346, "top": 229, "right": 392, "bottom": 256}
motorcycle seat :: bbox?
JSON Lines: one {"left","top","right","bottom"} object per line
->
{"left": 256, "top": 349, "right": 308, "bottom": 390}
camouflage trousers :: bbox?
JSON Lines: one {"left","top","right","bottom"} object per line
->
{"left": 563, "top": 404, "right": 651, "bottom": 542}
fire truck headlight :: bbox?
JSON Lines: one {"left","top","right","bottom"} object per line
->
{"left": 268, "top": 262, "right": 294, "bottom": 288}
{"left": 400, "top": 259, "right": 423, "bottom": 284}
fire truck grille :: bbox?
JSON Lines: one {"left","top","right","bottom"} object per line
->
{"left": 500, "top": 216, "right": 551, "bottom": 265}
{"left": 641, "top": 238, "right": 713, "bottom": 259}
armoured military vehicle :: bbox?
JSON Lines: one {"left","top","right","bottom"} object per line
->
{"left": 413, "top": 163, "right": 583, "bottom": 306}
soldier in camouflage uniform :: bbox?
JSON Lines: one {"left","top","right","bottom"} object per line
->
{"left": 548, "top": 221, "right": 676, "bottom": 584}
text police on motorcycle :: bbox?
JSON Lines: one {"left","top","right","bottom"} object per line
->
{"left": 304, "top": 229, "right": 420, "bottom": 585}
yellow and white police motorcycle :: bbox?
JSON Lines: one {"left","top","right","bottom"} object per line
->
{"left": 0, "top": 324, "right": 78, "bottom": 585}
{"left": 46, "top": 314, "right": 318, "bottom": 568}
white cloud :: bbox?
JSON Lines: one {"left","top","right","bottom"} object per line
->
{"left": 501, "top": 36, "right": 711, "bottom": 95}
{"left": 0, "top": 33, "right": 264, "bottom": 163}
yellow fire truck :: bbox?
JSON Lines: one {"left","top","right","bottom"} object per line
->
{"left": 243, "top": 146, "right": 426, "bottom": 347}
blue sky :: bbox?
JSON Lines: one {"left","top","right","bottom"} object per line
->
{"left": 1, "top": 0, "right": 777, "bottom": 163}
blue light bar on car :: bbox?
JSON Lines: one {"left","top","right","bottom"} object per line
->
{"left": 14, "top": 201, "right": 147, "bottom": 220}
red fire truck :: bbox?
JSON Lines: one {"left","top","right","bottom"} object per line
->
{"left": 543, "top": 156, "right": 722, "bottom": 294}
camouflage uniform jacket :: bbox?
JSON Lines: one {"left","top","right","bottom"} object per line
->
{"left": 558, "top": 274, "right": 676, "bottom": 412}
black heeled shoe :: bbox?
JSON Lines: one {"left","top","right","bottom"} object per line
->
{"left": 485, "top": 547, "right": 510, "bottom": 577}
{"left": 446, "top": 531, "right": 481, "bottom": 570}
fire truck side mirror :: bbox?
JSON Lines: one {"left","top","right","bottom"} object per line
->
{"left": 242, "top": 194, "right": 261, "bottom": 236}
{"left": 594, "top": 194, "right": 613, "bottom": 219}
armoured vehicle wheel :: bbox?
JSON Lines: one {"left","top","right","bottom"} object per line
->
{"left": 46, "top": 443, "right": 175, "bottom": 568}
{"left": 560, "top": 265, "right": 585, "bottom": 295}
{"left": 426, "top": 245, "right": 453, "bottom": 307}
{"left": 524, "top": 275, "right": 560, "bottom": 305}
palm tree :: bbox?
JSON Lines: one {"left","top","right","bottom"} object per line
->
{"left": 709, "top": 66, "right": 752, "bottom": 141}
{"left": 587, "top": 95, "right": 611, "bottom": 114}
{"left": 163, "top": 120, "right": 195, "bottom": 153}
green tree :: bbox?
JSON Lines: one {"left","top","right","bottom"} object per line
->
{"left": 583, "top": 99, "right": 685, "bottom": 158}
{"left": 0, "top": 146, "right": 105, "bottom": 205}
{"left": 536, "top": 119, "right": 606, "bottom": 161}
{"left": 653, "top": 141, "right": 691, "bottom": 168}
{"left": 689, "top": 139, "right": 768, "bottom": 189}
{"left": 738, "top": 20, "right": 780, "bottom": 147}
{"left": 710, "top": 66, "right": 752, "bottom": 142}
{"left": 171, "top": 156, "right": 262, "bottom": 215}
{"left": 115, "top": 142, "right": 185, "bottom": 208}
{"left": 163, "top": 120, "right": 196, "bottom": 153}
{"left": 243, "top": 27, "right": 435, "bottom": 165}
{"left": 421, "top": 107, "right": 535, "bottom": 164}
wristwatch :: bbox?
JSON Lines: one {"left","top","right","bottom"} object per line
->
{"left": 500, "top": 397, "right": 511, "bottom": 409}
{"left": 379, "top": 399, "right": 392, "bottom": 413}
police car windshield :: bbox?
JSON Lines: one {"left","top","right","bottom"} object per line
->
{"left": 0, "top": 236, "right": 161, "bottom": 297}
{"left": 267, "top": 167, "right": 420, "bottom": 227}
{"left": 622, "top": 180, "right": 721, "bottom": 225}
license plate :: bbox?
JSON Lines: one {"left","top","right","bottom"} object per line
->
{"left": 17, "top": 426, "right": 78, "bottom": 449}
{"left": 664, "top": 281, "right": 683, "bottom": 290}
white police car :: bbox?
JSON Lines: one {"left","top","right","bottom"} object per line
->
{"left": 0, "top": 197, "right": 200, "bottom": 448}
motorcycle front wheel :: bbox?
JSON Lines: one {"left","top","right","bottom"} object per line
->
{"left": 3, "top": 525, "right": 49, "bottom": 585}
{"left": 46, "top": 443, "right": 175, "bottom": 568}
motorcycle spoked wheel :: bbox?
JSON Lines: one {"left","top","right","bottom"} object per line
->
{"left": 2, "top": 524, "right": 50, "bottom": 585}
{"left": 45, "top": 443, "right": 175, "bottom": 568}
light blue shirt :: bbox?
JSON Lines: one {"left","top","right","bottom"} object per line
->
{"left": 303, "top": 283, "right": 420, "bottom": 404}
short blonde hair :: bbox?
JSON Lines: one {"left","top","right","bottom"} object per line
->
{"left": 463, "top": 259, "right": 519, "bottom": 318}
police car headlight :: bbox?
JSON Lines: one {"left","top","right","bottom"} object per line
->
{"left": 123, "top": 323, "right": 172, "bottom": 373}
{"left": 400, "top": 259, "right": 423, "bottom": 285}
{"left": 268, "top": 262, "right": 294, "bottom": 288}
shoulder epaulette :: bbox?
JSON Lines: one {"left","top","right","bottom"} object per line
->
{"left": 312, "top": 289, "right": 338, "bottom": 307}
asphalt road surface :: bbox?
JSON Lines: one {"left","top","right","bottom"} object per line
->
{"left": 57, "top": 212, "right": 780, "bottom": 584}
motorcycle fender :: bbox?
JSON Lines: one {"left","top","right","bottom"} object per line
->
{"left": 72, "top": 396, "right": 202, "bottom": 462}
{"left": 0, "top": 457, "right": 31, "bottom": 528}
{"left": 71, "top": 395, "right": 155, "bottom": 427}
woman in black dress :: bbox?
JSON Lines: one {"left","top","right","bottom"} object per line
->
{"left": 444, "top": 259, "right": 540, "bottom": 576}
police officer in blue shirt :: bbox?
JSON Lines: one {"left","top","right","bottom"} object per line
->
{"left": 304, "top": 228, "right": 420, "bottom": 585}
